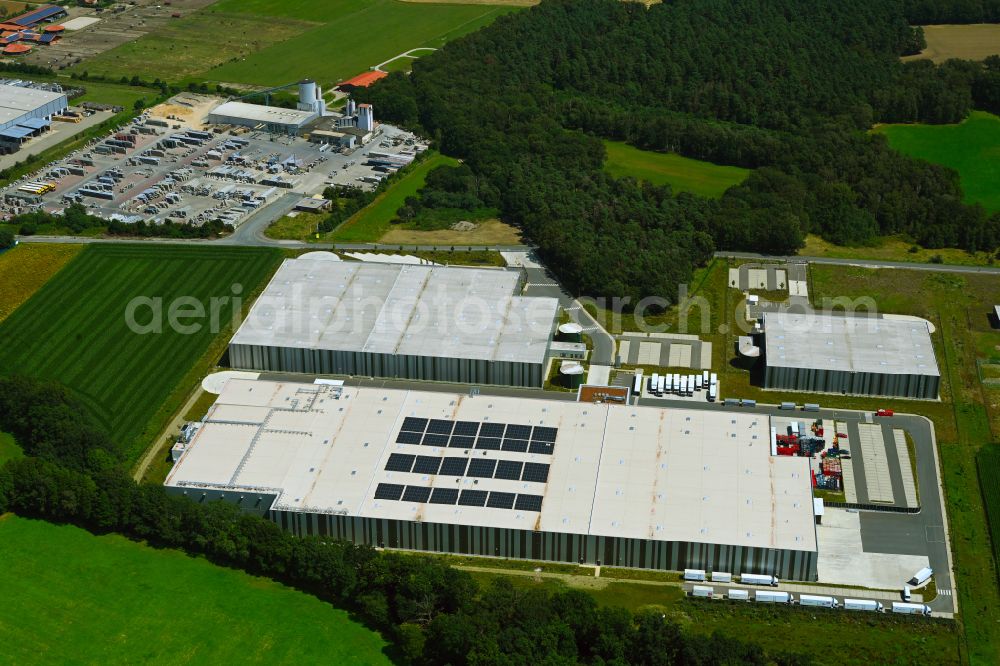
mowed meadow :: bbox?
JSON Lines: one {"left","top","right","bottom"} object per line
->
{"left": 0, "top": 515, "right": 391, "bottom": 665}
{"left": 70, "top": 0, "right": 521, "bottom": 87}
{"left": 0, "top": 244, "right": 281, "bottom": 461}
{"left": 602, "top": 141, "right": 750, "bottom": 198}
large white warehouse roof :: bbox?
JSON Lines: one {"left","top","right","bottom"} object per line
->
{"left": 165, "top": 380, "right": 817, "bottom": 553}
{"left": 230, "top": 257, "right": 559, "bottom": 366}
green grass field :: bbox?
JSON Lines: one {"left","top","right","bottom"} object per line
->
{"left": 977, "top": 445, "right": 1000, "bottom": 585}
{"left": 70, "top": 0, "right": 519, "bottom": 87}
{"left": 876, "top": 111, "right": 1000, "bottom": 213}
{"left": 328, "top": 151, "right": 459, "bottom": 242}
{"left": 603, "top": 140, "right": 750, "bottom": 198}
{"left": 0, "top": 432, "right": 22, "bottom": 466}
{"left": 0, "top": 515, "right": 390, "bottom": 664}
{"left": 0, "top": 245, "right": 281, "bottom": 461}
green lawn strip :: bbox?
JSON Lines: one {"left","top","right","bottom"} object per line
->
{"left": 328, "top": 152, "right": 459, "bottom": 242}
{"left": 0, "top": 432, "right": 23, "bottom": 466}
{"left": 0, "top": 245, "right": 281, "bottom": 462}
{"left": 0, "top": 516, "right": 390, "bottom": 664}
{"left": 602, "top": 140, "right": 750, "bottom": 198}
{"left": 875, "top": 111, "right": 1000, "bottom": 213}
{"left": 977, "top": 445, "right": 1000, "bottom": 586}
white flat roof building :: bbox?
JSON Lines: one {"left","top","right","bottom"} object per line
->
{"left": 228, "top": 258, "right": 560, "bottom": 387}
{"left": 0, "top": 83, "right": 68, "bottom": 133}
{"left": 208, "top": 101, "right": 318, "bottom": 133}
{"left": 762, "top": 312, "right": 940, "bottom": 399}
{"left": 165, "top": 380, "right": 819, "bottom": 578}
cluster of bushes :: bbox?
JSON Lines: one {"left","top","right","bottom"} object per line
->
{"left": 315, "top": 184, "right": 379, "bottom": 233}
{"left": 395, "top": 163, "right": 500, "bottom": 230}
{"left": 9, "top": 204, "right": 232, "bottom": 239}
{"left": 0, "top": 374, "right": 811, "bottom": 665}
{"left": 0, "top": 228, "right": 14, "bottom": 249}
{"left": 358, "top": 0, "right": 1000, "bottom": 302}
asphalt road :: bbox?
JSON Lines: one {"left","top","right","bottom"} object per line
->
{"left": 716, "top": 250, "right": 1000, "bottom": 275}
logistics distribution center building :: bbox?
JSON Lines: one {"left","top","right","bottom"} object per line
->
{"left": 0, "top": 83, "right": 67, "bottom": 136}
{"left": 228, "top": 257, "right": 559, "bottom": 387}
{"left": 761, "top": 312, "right": 940, "bottom": 399}
{"left": 165, "top": 380, "right": 819, "bottom": 580}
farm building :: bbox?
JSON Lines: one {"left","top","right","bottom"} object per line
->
{"left": 165, "top": 380, "right": 819, "bottom": 580}
{"left": 761, "top": 312, "right": 940, "bottom": 399}
{"left": 0, "top": 83, "right": 67, "bottom": 148}
{"left": 8, "top": 5, "right": 66, "bottom": 28}
{"left": 227, "top": 256, "right": 560, "bottom": 387}
{"left": 337, "top": 70, "right": 388, "bottom": 90}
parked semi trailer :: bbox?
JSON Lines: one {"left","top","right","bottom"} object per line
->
{"left": 798, "top": 594, "right": 838, "bottom": 608}
{"left": 755, "top": 590, "right": 792, "bottom": 604}
{"left": 683, "top": 569, "right": 707, "bottom": 581}
{"left": 728, "top": 589, "right": 749, "bottom": 601}
{"left": 691, "top": 585, "right": 714, "bottom": 598}
{"left": 892, "top": 602, "right": 932, "bottom": 616}
{"left": 739, "top": 574, "right": 779, "bottom": 586}
{"left": 843, "top": 599, "right": 884, "bottom": 612}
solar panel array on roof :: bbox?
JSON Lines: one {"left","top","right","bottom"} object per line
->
{"left": 395, "top": 417, "right": 560, "bottom": 455}
{"left": 373, "top": 485, "right": 542, "bottom": 512}
{"left": 10, "top": 5, "right": 65, "bottom": 27}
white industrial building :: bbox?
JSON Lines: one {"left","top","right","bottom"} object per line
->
{"left": 762, "top": 312, "right": 940, "bottom": 399}
{"left": 207, "top": 80, "right": 326, "bottom": 134}
{"left": 0, "top": 83, "right": 68, "bottom": 146}
{"left": 228, "top": 256, "right": 560, "bottom": 387}
{"left": 165, "top": 380, "right": 819, "bottom": 579}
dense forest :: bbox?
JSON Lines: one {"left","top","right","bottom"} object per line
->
{"left": 0, "top": 375, "right": 814, "bottom": 665}
{"left": 358, "top": 0, "right": 1000, "bottom": 302}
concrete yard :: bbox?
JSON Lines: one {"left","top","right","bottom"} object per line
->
{"left": 816, "top": 507, "right": 929, "bottom": 590}
{"left": 0, "top": 109, "right": 114, "bottom": 172}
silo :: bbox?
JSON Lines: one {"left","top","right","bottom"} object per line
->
{"left": 298, "top": 79, "right": 317, "bottom": 112}
{"left": 358, "top": 103, "right": 374, "bottom": 132}
{"left": 559, "top": 361, "right": 585, "bottom": 389}
{"left": 558, "top": 322, "right": 583, "bottom": 343}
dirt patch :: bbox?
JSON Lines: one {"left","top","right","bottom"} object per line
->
{"left": 380, "top": 218, "right": 523, "bottom": 245}
{"left": 147, "top": 93, "right": 222, "bottom": 129}
{"left": 903, "top": 24, "right": 1000, "bottom": 63}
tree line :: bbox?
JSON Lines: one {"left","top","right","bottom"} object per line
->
{"left": 0, "top": 374, "right": 813, "bottom": 665}
{"left": 357, "top": 0, "right": 1000, "bottom": 303}
{"left": 10, "top": 203, "right": 233, "bottom": 239}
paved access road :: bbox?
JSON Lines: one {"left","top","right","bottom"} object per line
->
{"left": 716, "top": 250, "right": 1000, "bottom": 275}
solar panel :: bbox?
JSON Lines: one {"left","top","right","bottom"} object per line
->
{"left": 521, "top": 462, "right": 550, "bottom": 483}
{"left": 374, "top": 483, "right": 404, "bottom": 500}
{"left": 487, "top": 491, "right": 516, "bottom": 509}
{"left": 505, "top": 424, "right": 532, "bottom": 440}
{"left": 452, "top": 421, "right": 480, "bottom": 437}
{"left": 396, "top": 431, "right": 422, "bottom": 445}
{"left": 422, "top": 433, "right": 450, "bottom": 447}
{"left": 479, "top": 422, "right": 505, "bottom": 438}
{"left": 402, "top": 486, "right": 432, "bottom": 503}
{"left": 515, "top": 494, "right": 544, "bottom": 512}
{"left": 429, "top": 487, "right": 460, "bottom": 505}
{"left": 475, "top": 437, "right": 502, "bottom": 451}
{"left": 427, "top": 419, "right": 454, "bottom": 435}
{"left": 400, "top": 417, "right": 428, "bottom": 433}
{"left": 413, "top": 455, "right": 442, "bottom": 475}
{"left": 501, "top": 438, "right": 529, "bottom": 453}
{"left": 458, "top": 489, "right": 488, "bottom": 507}
{"left": 467, "top": 458, "right": 497, "bottom": 478}
{"left": 449, "top": 435, "right": 476, "bottom": 449}
{"left": 439, "top": 457, "right": 469, "bottom": 476}
{"left": 385, "top": 453, "right": 415, "bottom": 473}
{"left": 494, "top": 460, "right": 523, "bottom": 481}
{"left": 528, "top": 441, "right": 555, "bottom": 456}
{"left": 531, "top": 426, "right": 558, "bottom": 442}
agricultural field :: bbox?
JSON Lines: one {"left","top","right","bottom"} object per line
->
{"left": 603, "top": 140, "right": 750, "bottom": 198}
{"left": 903, "top": 24, "right": 1000, "bottom": 63}
{"left": 875, "top": 111, "right": 1000, "bottom": 213}
{"left": 70, "top": 0, "right": 521, "bottom": 88}
{"left": 977, "top": 445, "right": 1000, "bottom": 582}
{"left": 326, "top": 151, "right": 459, "bottom": 242}
{"left": 0, "top": 244, "right": 281, "bottom": 461}
{"left": 0, "top": 516, "right": 391, "bottom": 664}
{"left": 0, "top": 244, "right": 83, "bottom": 323}
{"left": 380, "top": 218, "right": 523, "bottom": 245}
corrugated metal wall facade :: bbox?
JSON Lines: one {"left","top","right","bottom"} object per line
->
{"left": 763, "top": 365, "right": 939, "bottom": 400}
{"left": 270, "top": 510, "right": 819, "bottom": 581}
{"left": 0, "top": 92, "right": 68, "bottom": 132}
{"left": 229, "top": 342, "right": 545, "bottom": 388}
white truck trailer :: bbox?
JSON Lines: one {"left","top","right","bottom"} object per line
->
{"left": 739, "top": 573, "right": 779, "bottom": 586}
{"left": 798, "top": 594, "right": 837, "bottom": 608}
{"left": 892, "top": 602, "right": 932, "bottom": 616}
{"left": 909, "top": 567, "right": 933, "bottom": 586}
{"left": 843, "top": 598, "right": 884, "bottom": 612}
{"left": 755, "top": 590, "right": 792, "bottom": 604}
{"left": 632, "top": 372, "right": 643, "bottom": 396}
{"left": 727, "top": 589, "right": 750, "bottom": 601}
{"left": 649, "top": 373, "right": 660, "bottom": 396}
{"left": 710, "top": 572, "right": 732, "bottom": 583}
{"left": 683, "top": 569, "right": 707, "bottom": 581}
{"left": 657, "top": 375, "right": 666, "bottom": 395}
{"left": 691, "top": 585, "right": 714, "bottom": 598}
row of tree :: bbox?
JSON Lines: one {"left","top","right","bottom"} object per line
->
{"left": 358, "top": 0, "right": 1000, "bottom": 303}
{"left": 0, "top": 375, "right": 814, "bottom": 664}
{"left": 11, "top": 203, "right": 233, "bottom": 239}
